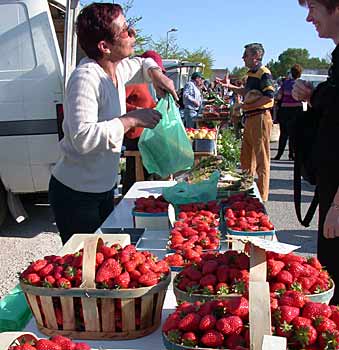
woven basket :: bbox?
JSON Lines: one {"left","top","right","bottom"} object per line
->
{"left": 20, "top": 235, "right": 171, "bottom": 340}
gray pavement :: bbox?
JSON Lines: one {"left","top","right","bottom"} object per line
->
{"left": 0, "top": 143, "right": 319, "bottom": 298}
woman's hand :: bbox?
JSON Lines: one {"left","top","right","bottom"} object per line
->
{"left": 148, "top": 68, "right": 178, "bottom": 101}
{"left": 120, "top": 108, "right": 162, "bottom": 132}
{"left": 292, "top": 79, "right": 314, "bottom": 104}
{"left": 323, "top": 204, "right": 339, "bottom": 239}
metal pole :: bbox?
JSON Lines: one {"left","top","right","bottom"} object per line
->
{"left": 166, "top": 31, "right": 169, "bottom": 58}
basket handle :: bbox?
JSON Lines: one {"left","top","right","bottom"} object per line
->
{"left": 81, "top": 235, "right": 104, "bottom": 289}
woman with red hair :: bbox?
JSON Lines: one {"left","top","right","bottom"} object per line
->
{"left": 48, "top": 3, "right": 177, "bottom": 243}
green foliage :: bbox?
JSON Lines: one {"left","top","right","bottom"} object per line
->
{"left": 267, "top": 48, "right": 330, "bottom": 78}
{"left": 217, "top": 129, "right": 241, "bottom": 170}
{"left": 180, "top": 48, "right": 214, "bottom": 78}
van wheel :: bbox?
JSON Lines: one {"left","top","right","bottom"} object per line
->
{"left": 0, "top": 183, "right": 8, "bottom": 227}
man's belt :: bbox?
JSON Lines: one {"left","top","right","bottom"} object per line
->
{"left": 244, "top": 108, "right": 270, "bottom": 117}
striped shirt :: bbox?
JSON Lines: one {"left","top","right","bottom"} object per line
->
{"left": 183, "top": 81, "right": 202, "bottom": 110}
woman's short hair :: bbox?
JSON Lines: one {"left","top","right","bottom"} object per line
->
{"left": 290, "top": 64, "right": 303, "bottom": 79}
{"left": 298, "top": 0, "right": 339, "bottom": 13}
{"left": 76, "top": 3, "right": 123, "bottom": 60}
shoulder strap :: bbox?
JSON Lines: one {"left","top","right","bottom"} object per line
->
{"left": 293, "top": 155, "right": 319, "bottom": 227}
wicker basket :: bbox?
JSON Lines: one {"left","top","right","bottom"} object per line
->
{"left": 20, "top": 235, "right": 171, "bottom": 340}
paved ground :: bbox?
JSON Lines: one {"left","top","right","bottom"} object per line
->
{"left": 0, "top": 141, "right": 319, "bottom": 298}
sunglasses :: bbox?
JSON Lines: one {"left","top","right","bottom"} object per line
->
{"left": 118, "top": 23, "right": 135, "bottom": 39}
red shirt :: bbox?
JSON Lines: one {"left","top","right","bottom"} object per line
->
{"left": 125, "top": 84, "right": 156, "bottom": 139}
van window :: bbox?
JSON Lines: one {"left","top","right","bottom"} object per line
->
{"left": 0, "top": 3, "right": 36, "bottom": 72}
{"left": 49, "top": 2, "right": 65, "bottom": 57}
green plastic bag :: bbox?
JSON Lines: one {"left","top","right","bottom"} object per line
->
{"left": 162, "top": 171, "right": 220, "bottom": 205}
{"left": 0, "top": 284, "right": 32, "bottom": 331}
{"left": 138, "top": 95, "right": 194, "bottom": 177}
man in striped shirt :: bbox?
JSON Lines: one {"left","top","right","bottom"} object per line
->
{"left": 218, "top": 43, "right": 274, "bottom": 202}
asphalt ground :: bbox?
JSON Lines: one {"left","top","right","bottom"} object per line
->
{"left": 0, "top": 141, "right": 318, "bottom": 297}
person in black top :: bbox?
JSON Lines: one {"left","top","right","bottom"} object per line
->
{"left": 293, "top": 0, "right": 339, "bottom": 303}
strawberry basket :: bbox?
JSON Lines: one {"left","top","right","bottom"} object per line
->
{"left": 306, "top": 278, "right": 335, "bottom": 304}
{"left": 20, "top": 235, "right": 171, "bottom": 340}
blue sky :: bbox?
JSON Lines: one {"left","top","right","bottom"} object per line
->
{"left": 83, "top": 0, "right": 336, "bottom": 69}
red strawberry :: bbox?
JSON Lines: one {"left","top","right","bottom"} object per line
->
{"left": 162, "top": 312, "right": 180, "bottom": 333}
{"left": 199, "top": 314, "right": 216, "bottom": 331}
{"left": 74, "top": 344, "right": 91, "bottom": 350}
{"left": 165, "top": 253, "right": 184, "bottom": 267}
{"left": 309, "top": 278, "right": 330, "bottom": 294}
{"left": 24, "top": 273, "right": 41, "bottom": 286}
{"left": 99, "top": 245, "right": 117, "bottom": 259}
{"left": 31, "top": 259, "right": 48, "bottom": 272}
{"left": 138, "top": 272, "right": 158, "bottom": 286}
{"left": 154, "top": 260, "right": 169, "bottom": 274}
{"left": 178, "top": 312, "right": 201, "bottom": 331}
{"left": 225, "top": 334, "right": 246, "bottom": 349}
{"left": 53, "top": 266, "right": 64, "bottom": 280}
{"left": 276, "top": 270, "right": 293, "bottom": 285}
{"left": 216, "top": 282, "right": 229, "bottom": 295}
{"left": 200, "top": 330, "right": 224, "bottom": 347}
{"left": 287, "top": 262, "right": 306, "bottom": 279}
{"left": 313, "top": 316, "right": 337, "bottom": 333}
{"left": 20, "top": 344, "right": 36, "bottom": 350}
{"left": 114, "top": 272, "right": 130, "bottom": 288}
{"left": 95, "top": 252, "right": 104, "bottom": 266}
{"left": 292, "top": 316, "right": 312, "bottom": 329}
{"left": 267, "top": 259, "right": 285, "bottom": 278}
{"left": 330, "top": 305, "right": 339, "bottom": 328}
{"left": 281, "top": 253, "right": 307, "bottom": 264}
{"left": 197, "top": 301, "right": 215, "bottom": 317}
{"left": 56, "top": 277, "right": 71, "bottom": 289}
{"left": 177, "top": 301, "right": 196, "bottom": 314}
{"left": 202, "top": 260, "right": 218, "bottom": 275}
{"left": 216, "top": 315, "right": 243, "bottom": 335}
{"left": 274, "top": 306, "right": 300, "bottom": 324}
{"left": 43, "top": 275, "right": 56, "bottom": 288}
{"left": 181, "top": 332, "right": 197, "bottom": 347}
{"left": 95, "top": 258, "right": 121, "bottom": 283}
{"left": 293, "top": 324, "right": 318, "bottom": 347}
{"left": 36, "top": 340, "right": 61, "bottom": 350}
{"left": 270, "top": 282, "right": 286, "bottom": 294}
{"left": 227, "top": 297, "right": 249, "bottom": 319}
{"left": 64, "top": 266, "right": 77, "bottom": 281}
{"left": 318, "top": 330, "right": 339, "bottom": 350}
{"left": 216, "top": 265, "right": 229, "bottom": 283}
{"left": 200, "top": 274, "right": 217, "bottom": 287}
{"left": 129, "top": 269, "right": 141, "bottom": 281}
{"left": 297, "top": 276, "right": 317, "bottom": 291}
{"left": 302, "top": 302, "right": 332, "bottom": 320}
{"left": 72, "top": 252, "right": 83, "bottom": 268}
{"left": 235, "top": 253, "right": 250, "bottom": 270}
{"left": 50, "top": 336, "right": 76, "bottom": 350}
{"left": 275, "top": 321, "right": 294, "bottom": 338}
{"left": 279, "top": 290, "right": 307, "bottom": 308}
{"left": 308, "top": 257, "right": 323, "bottom": 270}
{"left": 38, "top": 263, "right": 54, "bottom": 278}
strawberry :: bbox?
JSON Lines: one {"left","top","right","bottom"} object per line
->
{"left": 181, "top": 332, "right": 197, "bottom": 347}
{"left": 308, "top": 257, "right": 323, "bottom": 270}
{"left": 270, "top": 282, "right": 286, "bottom": 294}
{"left": 53, "top": 266, "right": 64, "bottom": 280}
{"left": 227, "top": 297, "right": 249, "bottom": 319}
{"left": 20, "top": 344, "right": 36, "bottom": 350}
{"left": 225, "top": 334, "right": 246, "bottom": 349}
{"left": 178, "top": 312, "right": 201, "bottom": 331}
{"left": 43, "top": 275, "right": 56, "bottom": 288}
{"left": 278, "top": 290, "right": 307, "bottom": 308}
{"left": 309, "top": 278, "right": 330, "bottom": 294}
{"left": 200, "top": 274, "right": 217, "bottom": 287}
{"left": 56, "top": 277, "right": 71, "bottom": 289}
{"left": 162, "top": 312, "right": 180, "bottom": 333}
{"left": 330, "top": 305, "right": 339, "bottom": 328}
{"left": 292, "top": 316, "right": 312, "bottom": 328}
{"left": 287, "top": 262, "right": 306, "bottom": 279}
{"left": 95, "top": 252, "right": 104, "bottom": 266}
{"left": 202, "top": 260, "right": 218, "bottom": 275}
{"left": 200, "top": 330, "right": 224, "bottom": 347}
{"left": 129, "top": 269, "right": 141, "bottom": 281}
{"left": 297, "top": 276, "right": 317, "bottom": 291}
{"left": 276, "top": 270, "right": 293, "bottom": 285}
{"left": 197, "top": 301, "right": 215, "bottom": 317}
{"left": 50, "top": 336, "right": 76, "bottom": 350}
{"left": 114, "top": 272, "right": 130, "bottom": 289}
{"left": 95, "top": 258, "right": 121, "bottom": 283}
{"left": 318, "top": 330, "right": 339, "bottom": 350}
{"left": 99, "top": 245, "right": 117, "bottom": 259}
{"left": 274, "top": 306, "right": 300, "bottom": 324}
{"left": 275, "top": 321, "right": 294, "bottom": 338}
{"left": 177, "top": 301, "right": 196, "bottom": 314}
{"left": 36, "top": 340, "right": 61, "bottom": 350}
{"left": 267, "top": 259, "right": 285, "bottom": 278}
{"left": 72, "top": 252, "right": 83, "bottom": 268}
{"left": 216, "top": 265, "right": 229, "bottom": 283}
{"left": 73, "top": 344, "right": 91, "bottom": 350}
{"left": 154, "top": 260, "right": 169, "bottom": 274}
{"left": 216, "top": 315, "right": 243, "bottom": 335}
{"left": 165, "top": 253, "right": 184, "bottom": 267}
{"left": 302, "top": 302, "right": 332, "bottom": 320}
{"left": 138, "top": 272, "right": 158, "bottom": 286}
{"left": 281, "top": 253, "right": 307, "bottom": 264}
{"left": 216, "top": 282, "right": 229, "bottom": 295}
{"left": 199, "top": 314, "right": 216, "bottom": 331}
{"left": 293, "top": 324, "right": 318, "bottom": 347}
{"left": 38, "top": 263, "right": 54, "bottom": 278}
{"left": 313, "top": 316, "right": 337, "bottom": 333}
{"left": 64, "top": 266, "right": 77, "bottom": 281}
{"left": 235, "top": 253, "right": 250, "bottom": 270}
{"left": 31, "top": 259, "right": 48, "bottom": 272}
{"left": 24, "top": 273, "right": 41, "bottom": 286}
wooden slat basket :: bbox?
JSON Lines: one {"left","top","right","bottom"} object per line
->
{"left": 20, "top": 235, "right": 171, "bottom": 340}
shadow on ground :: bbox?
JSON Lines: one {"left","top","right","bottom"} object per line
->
{"left": 0, "top": 193, "right": 58, "bottom": 238}
{"left": 269, "top": 193, "right": 314, "bottom": 203}
{"left": 276, "top": 229, "right": 317, "bottom": 254}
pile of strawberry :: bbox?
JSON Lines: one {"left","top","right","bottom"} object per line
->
{"left": 169, "top": 210, "right": 220, "bottom": 252}
{"left": 174, "top": 251, "right": 249, "bottom": 296}
{"left": 162, "top": 297, "right": 249, "bottom": 349}
{"left": 267, "top": 252, "right": 332, "bottom": 295}
{"left": 178, "top": 200, "right": 220, "bottom": 216}
{"left": 9, "top": 335, "right": 90, "bottom": 350}
{"left": 271, "top": 291, "right": 339, "bottom": 349}
{"left": 133, "top": 195, "right": 169, "bottom": 213}
{"left": 20, "top": 244, "right": 169, "bottom": 289}
{"left": 224, "top": 194, "right": 274, "bottom": 232}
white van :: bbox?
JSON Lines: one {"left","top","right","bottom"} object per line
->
{"left": 0, "top": 0, "right": 75, "bottom": 225}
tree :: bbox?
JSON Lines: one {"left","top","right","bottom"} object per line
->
{"left": 180, "top": 48, "right": 214, "bottom": 78}
{"left": 231, "top": 66, "right": 248, "bottom": 79}
{"left": 267, "top": 48, "right": 330, "bottom": 78}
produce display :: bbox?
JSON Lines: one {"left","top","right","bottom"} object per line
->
{"left": 168, "top": 209, "right": 220, "bottom": 251}
{"left": 223, "top": 194, "right": 275, "bottom": 232}
{"left": 162, "top": 297, "right": 250, "bottom": 349}
{"left": 9, "top": 335, "right": 91, "bottom": 350}
{"left": 133, "top": 195, "right": 169, "bottom": 213}
{"left": 185, "top": 128, "right": 217, "bottom": 140}
{"left": 20, "top": 243, "right": 170, "bottom": 289}
{"left": 174, "top": 251, "right": 249, "bottom": 297}
{"left": 271, "top": 294, "right": 339, "bottom": 350}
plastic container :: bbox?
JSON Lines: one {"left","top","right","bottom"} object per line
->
{"left": 132, "top": 210, "right": 170, "bottom": 230}
{"left": 306, "top": 279, "right": 335, "bottom": 304}
{"left": 193, "top": 139, "right": 216, "bottom": 153}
